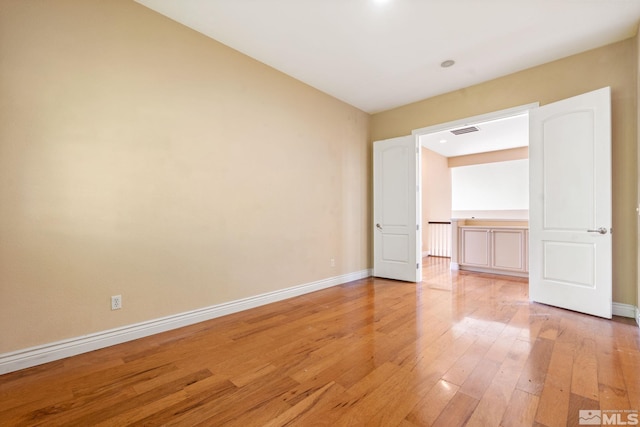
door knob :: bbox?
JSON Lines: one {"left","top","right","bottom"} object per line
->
{"left": 587, "top": 227, "right": 607, "bottom": 234}
{"left": 376, "top": 223, "right": 383, "bottom": 230}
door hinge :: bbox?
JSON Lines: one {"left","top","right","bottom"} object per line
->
{"left": 417, "top": 263, "right": 420, "bottom": 269}
{"left": 417, "top": 224, "right": 419, "bottom": 231}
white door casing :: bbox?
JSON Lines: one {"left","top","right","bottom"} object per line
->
{"left": 529, "top": 87, "right": 612, "bottom": 318}
{"left": 373, "top": 136, "right": 421, "bottom": 282}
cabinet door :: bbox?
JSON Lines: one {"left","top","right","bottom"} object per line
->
{"left": 460, "top": 229, "right": 490, "bottom": 267}
{"left": 491, "top": 229, "right": 525, "bottom": 271}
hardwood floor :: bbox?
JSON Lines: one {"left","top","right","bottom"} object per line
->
{"left": 1, "top": 257, "right": 638, "bottom": 426}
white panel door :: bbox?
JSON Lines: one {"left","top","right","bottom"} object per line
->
{"left": 373, "top": 136, "right": 421, "bottom": 282}
{"left": 529, "top": 87, "right": 612, "bottom": 318}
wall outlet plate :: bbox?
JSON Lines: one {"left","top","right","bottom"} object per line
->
{"left": 111, "top": 295, "right": 122, "bottom": 310}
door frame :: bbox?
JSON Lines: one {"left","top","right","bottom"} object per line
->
{"left": 412, "top": 103, "right": 539, "bottom": 138}
{"left": 412, "top": 102, "right": 538, "bottom": 270}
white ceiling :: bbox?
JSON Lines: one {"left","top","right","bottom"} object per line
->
{"left": 134, "top": 0, "right": 640, "bottom": 114}
{"left": 420, "top": 113, "right": 529, "bottom": 157}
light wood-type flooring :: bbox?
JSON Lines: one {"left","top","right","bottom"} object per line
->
{"left": 1, "top": 257, "right": 639, "bottom": 426}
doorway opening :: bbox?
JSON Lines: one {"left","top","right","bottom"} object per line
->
{"left": 412, "top": 103, "right": 536, "bottom": 264}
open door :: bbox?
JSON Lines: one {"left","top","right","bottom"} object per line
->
{"left": 373, "top": 136, "right": 421, "bottom": 282}
{"left": 529, "top": 87, "right": 612, "bottom": 318}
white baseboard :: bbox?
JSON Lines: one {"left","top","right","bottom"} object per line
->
{"left": 0, "top": 268, "right": 372, "bottom": 375}
{"left": 458, "top": 265, "right": 528, "bottom": 279}
{"left": 450, "top": 262, "right": 460, "bottom": 270}
{"left": 636, "top": 306, "right": 640, "bottom": 327}
{"left": 612, "top": 302, "right": 638, "bottom": 319}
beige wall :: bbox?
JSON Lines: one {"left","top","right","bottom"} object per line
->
{"left": 421, "top": 148, "right": 452, "bottom": 252}
{"left": 373, "top": 39, "right": 638, "bottom": 306}
{"left": 448, "top": 147, "right": 528, "bottom": 168}
{"left": 0, "top": 0, "right": 370, "bottom": 353}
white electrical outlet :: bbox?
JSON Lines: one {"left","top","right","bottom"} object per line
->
{"left": 111, "top": 295, "right": 122, "bottom": 310}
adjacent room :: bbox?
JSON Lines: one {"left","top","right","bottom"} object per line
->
{"left": 418, "top": 111, "right": 530, "bottom": 276}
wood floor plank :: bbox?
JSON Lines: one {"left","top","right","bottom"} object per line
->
{"left": 406, "top": 332, "right": 478, "bottom": 394}
{"left": 260, "top": 381, "right": 342, "bottom": 427}
{"left": 278, "top": 362, "right": 399, "bottom": 426}
{"left": 12, "top": 361, "right": 181, "bottom": 426}
{"left": 431, "top": 391, "right": 479, "bottom": 427}
{"left": 405, "top": 379, "right": 459, "bottom": 426}
{"left": 1, "top": 257, "right": 638, "bottom": 426}
{"left": 441, "top": 336, "right": 495, "bottom": 387}
{"left": 571, "top": 337, "right": 599, "bottom": 400}
{"left": 324, "top": 351, "right": 383, "bottom": 391}
{"left": 229, "top": 362, "right": 277, "bottom": 388}
{"left": 595, "top": 334, "right": 633, "bottom": 411}
{"left": 67, "top": 369, "right": 213, "bottom": 426}
{"left": 501, "top": 389, "right": 540, "bottom": 427}
{"left": 465, "top": 339, "right": 533, "bottom": 427}
{"left": 534, "top": 341, "right": 575, "bottom": 427}
{"left": 567, "top": 393, "right": 599, "bottom": 427}
{"left": 516, "top": 337, "right": 555, "bottom": 396}
{"left": 93, "top": 390, "right": 189, "bottom": 427}
{"left": 618, "top": 348, "right": 640, "bottom": 407}
{"left": 126, "top": 378, "right": 238, "bottom": 426}
{"left": 484, "top": 332, "right": 518, "bottom": 364}
{"left": 365, "top": 363, "right": 455, "bottom": 426}
{"left": 598, "top": 383, "right": 632, "bottom": 411}
{"left": 459, "top": 358, "right": 501, "bottom": 400}
{"left": 332, "top": 365, "right": 424, "bottom": 426}
{"left": 265, "top": 383, "right": 351, "bottom": 427}
{"left": 394, "top": 326, "right": 475, "bottom": 371}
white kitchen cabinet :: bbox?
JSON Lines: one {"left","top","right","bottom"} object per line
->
{"left": 490, "top": 229, "right": 526, "bottom": 272}
{"left": 458, "top": 226, "right": 528, "bottom": 277}
{"left": 460, "top": 228, "right": 490, "bottom": 267}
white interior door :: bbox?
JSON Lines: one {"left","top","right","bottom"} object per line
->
{"left": 529, "top": 87, "right": 612, "bottom": 318}
{"left": 373, "top": 136, "right": 421, "bottom": 282}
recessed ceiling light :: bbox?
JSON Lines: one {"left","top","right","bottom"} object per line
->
{"left": 439, "top": 139, "right": 447, "bottom": 144}
{"left": 440, "top": 60, "right": 455, "bottom": 68}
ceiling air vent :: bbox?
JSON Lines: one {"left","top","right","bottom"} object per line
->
{"left": 450, "top": 126, "right": 479, "bottom": 135}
